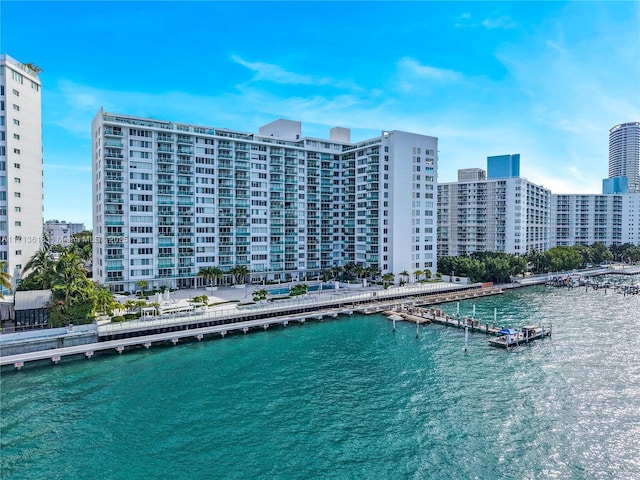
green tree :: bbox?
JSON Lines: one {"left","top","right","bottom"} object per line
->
{"left": 230, "top": 265, "right": 249, "bottom": 284}
{"left": 197, "top": 266, "right": 215, "bottom": 286}
{"left": 22, "top": 248, "right": 56, "bottom": 289}
{"left": 413, "top": 269, "right": 424, "bottom": 282}
{"left": 290, "top": 283, "right": 309, "bottom": 296}
{"left": 136, "top": 279, "right": 149, "bottom": 293}
{"left": 381, "top": 272, "right": 395, "bottom": 288}
{"left": 544, "top": 246, "right": 583, "bottom": 272}
{"left": 331, "top": 265, "right": 344, "bottom": 280}
{"left": 0, "top": 261, "right": 12, "bottom": 297}
{"left": 399, "top": 270, "right": 410, "bottom": 284}
{"left": 94, "top": 283, "right": 116, "bottom": 315}
{"left": 252, "top": 289, "right": 269, "bottom": 302}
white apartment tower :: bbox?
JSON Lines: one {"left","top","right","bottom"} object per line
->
{"left": 0, "top": 54, "right": 43, "bottom": 288}
{"left": 92, "top": 110, "right": 437, "bottom": 292}
{"left": 551, "top": 193, "right": 640, "bottom": 247}
{"left": 609, "top": 122, "right": 640, "bottom": 193}
{"left": 438, "top": 168, "right": 550, "bottom": 257}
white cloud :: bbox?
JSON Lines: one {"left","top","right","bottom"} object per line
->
{"left": 396, "top": 57, "right": 462, "bottom": 83}
{"left": 231, "top": 55, "right": 360, "bottom": 91}
{"left": 481, "top": 15, "right": 517, "bottom": 30}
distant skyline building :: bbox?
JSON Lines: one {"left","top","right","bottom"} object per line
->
{"left": 608, "top": 122, "right": 640, "bottom": 193}
{"left": 44, "top": 220, "right": 86, "bottom": 246}
{"left": 602, "top": 176, "right": 628, "bottom": 195}
{"left": 0, "top": 54, "right": 44, "bottom": 289}
{"left": 92, "top": 110, "right": 438, "bottom": 292}
{"left": 487, "top": 154, "right": 520, "bottom": 180}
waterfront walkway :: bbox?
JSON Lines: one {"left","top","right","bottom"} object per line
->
{"left": 1, "top": 281, "right": 492, "bottom": 369}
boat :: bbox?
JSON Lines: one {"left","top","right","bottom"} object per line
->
{"left": 488, "top": 325, "right": 549, "bottom": 348}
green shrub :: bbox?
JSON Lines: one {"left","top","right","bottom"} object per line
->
{"left": 111, "top": 316, "right": 126, "bottom": 322}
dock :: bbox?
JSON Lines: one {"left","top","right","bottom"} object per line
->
{"left": 383, "top": 305, "right": 552, "bottom": 348}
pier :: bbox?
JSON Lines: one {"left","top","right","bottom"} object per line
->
{"left": 383, "top": 305, "right": 552, "bottom": 348}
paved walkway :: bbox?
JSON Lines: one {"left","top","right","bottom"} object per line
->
{"left": 116, "top": 281, "right": 389, "bottom": 309}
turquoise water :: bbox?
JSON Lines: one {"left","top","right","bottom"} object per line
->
{"left": 1, "top": 285, "right": 639, "bottom": 479}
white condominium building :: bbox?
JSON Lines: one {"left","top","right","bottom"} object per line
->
{"left": 551, "top": 193, "right": 640, "bottom": 247}
{"left": 438, "top": 168, "right": 550, "bottom": 257}
{"left": 0, "top": 54, "right": 43, "bottom": 288}
{"left": 92, "top": 110, "right": 438, "bottom": 292}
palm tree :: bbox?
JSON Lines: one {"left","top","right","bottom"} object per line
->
{"left": 52, "top": 252, "right": 89, "bottom": 306}
{"left": 252, "top": 288, "right": 269, "bottom": 302}
{"left": 399, "top": 270, "right": 410, "bottom": 284}
{"left": 197, "top": 267, "right": 214, "bottom": 287}
{"left": 211, "top": 267, "right": 224, "bottom": 286}
{"left": 382, "top": 272, "right": 395, "bottom": 288}
{"left": 23, "top": 248, "right": 55, "bottom": 289}
{"left": 413, "top": 269, "right": 424, "bottom": 283}
{"left": 136, "top": 279, "right": 149, "bottom": 293}
{"left": 230, "top": 265, "right": 249, "bottom": 285}
{"left": 331, "top": 265, "right": 343, "bottom": 280}
{"left": 94, "top": 283, "right": 115, "bottom": 315}
{"left": 0, "top": 261, "right": 12, "bottom": 297}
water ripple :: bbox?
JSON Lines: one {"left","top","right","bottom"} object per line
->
{"left": 1, "top": 285, "right": 639, "bottom": 479}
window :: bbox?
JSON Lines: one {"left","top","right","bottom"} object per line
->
{"left": 15, "top": 250, "right": 22, "bottom": 255}
{"left": 14, "top": 206, "right": 21, "bottom": 212}
{"left": 14, "top": 221, "right": 21, "bottom": 226}
{"left": 12, "top": 89, "right": 19, "bottom": 96}
{"left": 14, "top": 192, "right": 20, "bottom": 198}
{"left": 14, "top": 177, "right": 20, "bottom": 183}
{"left": 11, "top": 70, "right": 24, "bottom": 84}
{"left": 13, "top": 119, "right": 19, "bottom": 126}
{"left": 13, "top": 134, "right": 19, "bottom": 140}
{"left": 12, "top": 104, "right": 19, "bottom": 111}
{"left": 13, "top": 149, "right": 20, "bottom": 155}
{"left": 13, "top": 163, "right": 20, "bottom": 169}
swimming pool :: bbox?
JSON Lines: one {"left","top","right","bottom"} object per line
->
{"left": 267, "top": 284, "right": 335, "bottom": 295}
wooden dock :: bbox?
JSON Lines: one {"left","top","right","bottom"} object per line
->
{"left": 383, "top": 305, "right": 553, "bottom": 350}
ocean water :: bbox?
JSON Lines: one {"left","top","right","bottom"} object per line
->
{"left": 1, "top": 285, "right": 639, "bottom": 480}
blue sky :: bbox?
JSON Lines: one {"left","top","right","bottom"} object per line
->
{"left": 2, "top": 1, "right": 639, "bottom": 228}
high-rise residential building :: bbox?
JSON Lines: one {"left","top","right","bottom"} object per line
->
{"left": 92, "top": 109, "right": 438, "bottom": 292}
{"left": 0, "top": 54, "right": 43, "bottom": 289}
{"left": 44, "top": 220, "right": 87, "bottom": 246}
{"left": 608, "top": 122, "right": 640, "bottom": 193}
{"left": 487, "top": 154, "right": 520, "bottom": 180}
{"left": 550, "top": 193, "right": 640, "bottom": 247}
{"left": 551, "top": 194, "right": 623, "bottom": 247}
{"left": 438, "top": 170, "right": 550, "bottom": 257}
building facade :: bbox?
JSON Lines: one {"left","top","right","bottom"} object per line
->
{"left": 487, "top": 154, "right": 520, "bottom": 180}
{"left": 0, "top": 54, "right": 43, "bottom": 288}
{"left": 44, "top": 220, "right": 87, "bottom": 246}
{"left": 550, "top": 193, "right": 640, "bottom": 247}
{"left": 609, "top": 122, "right": 640, "bottom": 193}
{"left": 92, "top": 110, "right": 438, "bottom": 292}
{"left": 438, "top": 168, "right": 550, "bottom": 257}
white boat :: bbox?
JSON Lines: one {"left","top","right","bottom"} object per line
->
{"left": 489, "top": 325, "right": 549, "bottom": 348}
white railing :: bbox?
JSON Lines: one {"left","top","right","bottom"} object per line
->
{"left": 98, "top": 282, "right": 476, "bottom": 335}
